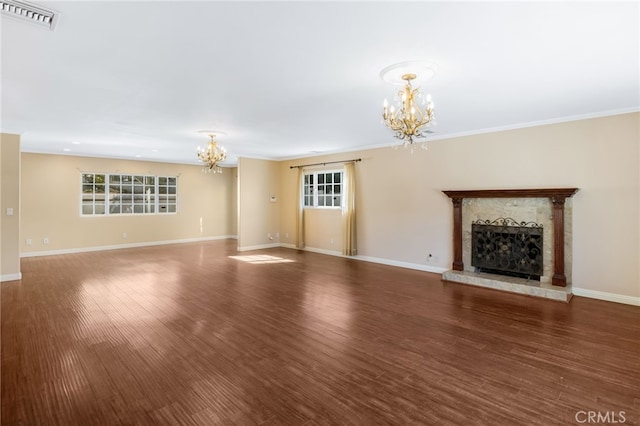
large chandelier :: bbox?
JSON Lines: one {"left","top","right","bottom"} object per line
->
{"left": 197, "top": 133, "right": 227, "bottom": 173}
{"left": 381, "top": 61, "right": 436, "bottom": 149}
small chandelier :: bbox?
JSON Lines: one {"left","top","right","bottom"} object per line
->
{"left": 197, "top": 133, "right": 227, "bottom": 173}
{"left": 381, "top": 61, "right": 436, "bottom": 150}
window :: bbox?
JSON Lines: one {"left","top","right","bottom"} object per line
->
{"left": 303, "top": 170, "right": 342, "bottom": 208}
{"left": 81, "top": 173, "right": 176, "bottom": 216}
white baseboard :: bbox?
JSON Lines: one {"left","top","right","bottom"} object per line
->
{"left": 237, "top": 243, "right": 281, "bottom": 252}
{"left": 283, "top": 245, "right": 447, "bottom": 274}
{"left": 572, "top": 288, "right": 640, "bottom": 306}
{"left": 354, "top": 255, "right": 448, "bottom": 274}
{"left": 20, "top": 235, "right": 237, "bottom": 258}
{"left": 302, "top": 246, "right": 343, "bottom": 257}
{"left": 1, "top": 272, "right": 22, "bottom": 282}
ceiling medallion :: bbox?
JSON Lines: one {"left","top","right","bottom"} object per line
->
{"left": 196, "top": 130, "right": 227, "bottom": 173}
{"left": 380, "top": 61, "right": 437, "bottom": 151}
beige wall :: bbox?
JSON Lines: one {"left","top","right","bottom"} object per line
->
{"left": 1, "top": 133, "right": 21, "bottom": 280}
{"left": 279, "top": 163, "right": 300, "bottom": 247}
{"left": 303, "top": 208, "right": 342, "bottom": 251}
{"left": 237, "top": 157, "right": 281, "bottom": 249}
{"left": 20, "top": 153, "right": 237, "bottom": 253}
{"left": 229, "top": 167, "right": 238, "bottom": 238}
{"left": 13, "top": 113, "right": 640, "bottom": 299}
{"left": 279, "top": 113, "right": 639, "bottom": 298}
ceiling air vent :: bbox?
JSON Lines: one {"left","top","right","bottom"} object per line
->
{"left": 0, "top": 0, "right": 58, "bottom": 30}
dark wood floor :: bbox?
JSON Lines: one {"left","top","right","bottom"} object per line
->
{"left": 2, "top": 240, "right": 639, "bottom": 425}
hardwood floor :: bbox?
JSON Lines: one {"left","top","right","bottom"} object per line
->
{"left": 2, "top": 240, "right": 639, "bottom": 425}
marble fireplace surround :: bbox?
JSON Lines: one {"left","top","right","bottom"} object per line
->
{"left": 441, "top": 188, "right": 579, "bottom": 301}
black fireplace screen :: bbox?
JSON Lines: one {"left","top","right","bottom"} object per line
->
{"left": 471, "top": 218, "right": 543, "bottom": 279}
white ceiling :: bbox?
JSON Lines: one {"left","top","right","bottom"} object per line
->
{"left": 2, "top": 1, "right": 638, "bottom": 166}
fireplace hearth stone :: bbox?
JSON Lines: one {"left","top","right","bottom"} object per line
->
{"left": 442, "top": 269, "right": 572, "bottom": 302}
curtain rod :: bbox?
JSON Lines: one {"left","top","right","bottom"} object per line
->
{"left": 289, "top": 158, "right": 361, "bottom": 169}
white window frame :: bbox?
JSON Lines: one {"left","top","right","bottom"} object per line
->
{"left": 80, "top": 173, "right": 178, "bottom": 216}
{"left": 303, "top": 169, "right": 343, "bottom": 209}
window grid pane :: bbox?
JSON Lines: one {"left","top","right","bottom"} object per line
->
{"left": 157, "top": 176, "right": 178, "bottom": 214}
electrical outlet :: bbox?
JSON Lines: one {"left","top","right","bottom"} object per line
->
{"left": 43, "top": 237, "right": 49, "bottom": 245}
{"left": 275, "top": 232, "right": 279, "bottom": 239}
{"left": 26, "top": 239, "right": 32, "bottom": 246}
{"left": 122, "top": 232, "right": 127, "bottom": 239}
{"left": 285, "top": 233, "right": 288, "bottom": 239}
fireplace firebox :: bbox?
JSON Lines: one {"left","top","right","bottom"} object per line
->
{"left": 471, "top": 218, "right": 543, "bottom": 280}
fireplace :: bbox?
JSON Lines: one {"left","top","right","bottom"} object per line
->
{"left": 441, "top": 188, "right": 578, "bottom": 302}
{"left": 471, "top": 218, "right": 543, "bottom": 280}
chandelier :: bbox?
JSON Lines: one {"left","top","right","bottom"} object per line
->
{"left": 381, "top": 61, "right": 436, "bottom": 150}
{"left": 197, "top": 133, "right": 227, "bottom": 173}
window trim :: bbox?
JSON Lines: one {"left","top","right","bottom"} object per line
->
{"left": 303, "top": 169, "right": 343, "bottom": 209}
{"left": 80, "top": 172, "right": 178, "bottom": 216}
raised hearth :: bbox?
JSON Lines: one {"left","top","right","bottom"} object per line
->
{"left": 442, "top": 270, "right": 572, "bottom": 302}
